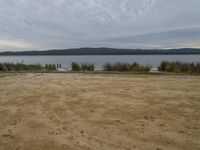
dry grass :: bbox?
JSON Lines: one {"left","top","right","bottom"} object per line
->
{"left": 0, "top": 73, "right": 200, "bottom": 150}
{"left": 0, "top": 73, "right": 17, "bottom": 78}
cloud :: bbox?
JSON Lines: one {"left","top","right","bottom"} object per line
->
{"left": 107, "top": 26, "right": 200, "bottom": 48}
{"left": 0, "top": 39, "right": 34, "bottom": 51}
{"left": 0, "top": 0, "right": 200, "bottom": 51}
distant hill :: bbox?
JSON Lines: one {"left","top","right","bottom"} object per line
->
{"left": 0, "top": 48, "right": 200, "bottom": 55}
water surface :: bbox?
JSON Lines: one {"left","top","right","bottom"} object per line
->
{"left": 0, "top": 55, "right": 200, "bottom": 69}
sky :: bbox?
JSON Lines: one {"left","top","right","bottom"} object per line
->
{"left": 0, "top": 0, "right": 200, "bottom": 51}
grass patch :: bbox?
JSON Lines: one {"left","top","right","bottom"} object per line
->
{"left": 103, "top": 62, "right": 151, "bottom": 72}
{"left": 0, "top": 73, "right": 17, "bottom": 78}
{"left": 0, "top": 63, "right": 57, "bottom": 72}
{"left": 71, "top": 62, "right": 95, "bottom": 71}
{"left": 127, "top": 73, "right": 161, "bottom": 78}
{"left": 159, "top": 61, "right": 200, "bottom": 73}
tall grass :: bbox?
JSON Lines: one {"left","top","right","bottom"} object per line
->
{"left": 159, "top": 61, "right": 200, "bottom": 73}
{"left": 103, "top": 62, "right": 151, "bottom": 72}
{"left": 0, "top": 63, "right": 57, "bottom": 72}
{"left": 81, "top": 63, "right": 95, "bottom": 71}
{"left": 71, "top": 62, "right": 95, "bottom": 71}
{"left": 71, "top": 62, "right": 81, "bottom": 71}
{"left": 0, "top": 63, "right": 43, "bottom": 71}
{"left": 45, "top": 64, "right": 56, "bottom": 70}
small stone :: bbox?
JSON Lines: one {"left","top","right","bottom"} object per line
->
{"left": 159, "top": 124, "right": 165, "bottom": 127}
{"left": 80, "top": 130, "right": 84, "bottom": 134}
{"left": 90, "top": 110, "right": 94, "bottom": 113}
{"left": 179, "top": 130, "right": 185, "bottom": 134}
{"left": 3, "top": 134, "right": 10, "bottom": 137}
{"left": 115, "top": 120, "right": 121, "bottom": 123}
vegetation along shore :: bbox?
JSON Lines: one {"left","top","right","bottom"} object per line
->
{"left": 0, "top": 61, "right": 200, "bottom": 74}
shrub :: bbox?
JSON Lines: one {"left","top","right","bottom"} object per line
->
{"left": 103, "top": 62, "right": 151, "bottom": 72}
{"left": 1, "top": 64, "right": 8, "bottom": 72}
{"left": 81, "top": 63, "right": 95, "bottom": 71}
{"left": 103, "top": 63, "right": 113, "bottom": 71}
{"left": 0, "top": 63, "right": 44, "bottom": 72}
{"left": 131, "top": 63, "right": 140, "bottom": 71}
{"left": 159, "top": 61, "right": 200, "bottom": 73}
{"left": 45, "top": 64, "right": 56, "bottom": 71}
{"left": 71, "top": 62, "right": 95, "bottom": 71}
{"left": 159, "top": 61, "right": 169, "bottom": 71}
{"left": 71, "top": 62, "right": 81, "bottom": 71}
{"left": 140, "top": 65, "right": 151, "bottom": 72}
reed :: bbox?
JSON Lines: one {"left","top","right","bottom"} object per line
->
{"left": 71, "top": 62, "right": 95, "bottom": 71}
{"left": 45, "top": 64, "right": 56, "bottom": 70}
{"left": 159, "top": 61, "right": 200, "bottom": 73}
{"left": 71, "top": 62, "right": 81, "bottom": 71}
{"left": 103, "top": 62, "right": 151, "bottom": 72}
{"left": 81, "top": 63, "right": 95, "bottom": 71}
{"left": 0, "top": 63, "right": 57, "bottom": 72}
{"left": 0, "top": 63, "right": 43, "bottom": 71}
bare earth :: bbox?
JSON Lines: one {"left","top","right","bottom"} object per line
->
{"left": 0, "top": 73, "right": 200, "bottom": 150}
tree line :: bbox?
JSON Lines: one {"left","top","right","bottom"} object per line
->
{"left": 0, "top": 63, "right": 56, "bottom": 72}
{"left": 159, "top": 61, "right": 200, "bottom": 73}
{"left": 71, "top": 62, "right": 151, "bottom": 72}
{"left": 1, "top": 61, "right": 200, "bottom": 73}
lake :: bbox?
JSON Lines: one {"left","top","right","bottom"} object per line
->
{"left": 0, "top": 55, "right": 200, "bottom": 69}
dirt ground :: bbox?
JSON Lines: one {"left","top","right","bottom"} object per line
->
{"left": 0, "top": 73, "right": 200, "bottom": 150}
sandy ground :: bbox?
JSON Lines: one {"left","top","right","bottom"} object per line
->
{"left": 0, "top": 73, "right": 200, "bottom": 150}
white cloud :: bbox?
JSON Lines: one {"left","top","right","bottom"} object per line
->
{"left": 0, "top": 0, "right": 200, "bottom": 51}
{"left": 0, "top": 39, "right": 34, "bottom": 50}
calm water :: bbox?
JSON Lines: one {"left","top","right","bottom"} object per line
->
{"left": 0, "top": 55, "right": 200, "bottom": 69}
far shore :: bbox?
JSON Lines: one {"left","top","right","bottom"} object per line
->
{"left": 1, "top": 71, "right": 200, "bottom": 76}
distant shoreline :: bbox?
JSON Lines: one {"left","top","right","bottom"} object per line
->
{"left": 0, "top": 47, "right": 200, "bottom": 55}
{"left": 1, "top": 54, "right": 200, "bottom": 56}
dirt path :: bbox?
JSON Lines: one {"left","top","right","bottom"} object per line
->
{"left": 0, "top": 73, "right": 200, "bottom": 150}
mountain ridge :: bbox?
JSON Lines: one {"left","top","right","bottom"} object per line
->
{"left": 0, "top": 48, "right": 200, "bottom": 55}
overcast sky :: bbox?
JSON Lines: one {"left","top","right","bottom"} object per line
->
{"left": 0, "top": 0, "right": 200, "bottom": 51}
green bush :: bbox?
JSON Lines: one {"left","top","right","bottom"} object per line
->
{"left": 0, "top": 63, "right": 44, "bottom": 71}
{"left": 81, "top": 63, "right": 95, "bottom": 71}
{"left": 71, "top": 62, "right": 81, "bottom": 71}
{"left": 71, "top": 62, "right": 95, "bottom": 71}
{"left": 131, "top": 63, "right": 140, "bottom": 71}
{"left": 140, "top": 66, "right": 151, "bottom": 72}
{"left": 103, "top": 63, "right": 112, "bottom": 71}
{"left": 159, "top": 61, "right": 200, "bottom": 73}
{"left": 0, "top": 64, "right": 8, "bottom": 72}
{"left": 103, "top": 62, "right": 151, "bottom": 72}
{"left": 45, "top": 64, "right": 56, "bottom": 71}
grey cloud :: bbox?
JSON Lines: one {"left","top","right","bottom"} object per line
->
{"left": 105, "top": 26, "right": 200, "bottom": 48}
{"left": 0, "top": 0, "right": 200, "bottom": 51}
